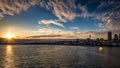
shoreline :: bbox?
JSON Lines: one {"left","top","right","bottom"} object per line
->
{"left": 0, "top": 43, "right": 120, "bottom": 47}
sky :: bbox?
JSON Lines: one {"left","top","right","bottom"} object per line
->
{"left": 0, "top": 0, "right": 120, "bottom": 39}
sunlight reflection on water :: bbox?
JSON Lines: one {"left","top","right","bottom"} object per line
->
{"left": 4, "top": 45, "right": 15, "bottom": 68}
{"left": 98, "top": 47, "right": 103, "bottom": 51}
{"left": 0, "top": 45, "right": 119, "bottom": 68}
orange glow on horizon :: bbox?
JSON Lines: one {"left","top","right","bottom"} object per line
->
{"left": 4, "top": 32, "right": 15, "bottom": 40}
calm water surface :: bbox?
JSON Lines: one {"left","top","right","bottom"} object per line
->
{"left": 0, "top": 45, "right": 120, "bottom": 68}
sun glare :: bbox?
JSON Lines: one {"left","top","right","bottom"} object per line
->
{"left": 5, "top": 33, "right": 14, "bottom": 39}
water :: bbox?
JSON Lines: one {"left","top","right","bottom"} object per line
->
{"left": 0, "top": 45, "right": 120, "bottom": 68}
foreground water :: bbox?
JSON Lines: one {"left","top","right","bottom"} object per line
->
{"left": 0, "top": 45, "right": 120, "bottom": 68}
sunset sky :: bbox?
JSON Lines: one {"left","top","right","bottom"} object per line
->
{"left": 0, "top": 0, "right": 120, "bottom": 39}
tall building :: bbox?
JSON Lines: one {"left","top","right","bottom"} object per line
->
{"left": 119, "top": 34, "right": 120, "bottom": 40}
{"left": 114, "top": 34, "right": 118, "bottom": 41}
{"left": 108, "top": 32, "right": 112, "bottom": 41}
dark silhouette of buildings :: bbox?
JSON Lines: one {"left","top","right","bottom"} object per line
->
{"left": 114, "top": 34, "right": 119, "bottom": 41}
{"left": 108, "top": 32, "right": 112, "bottom": 41}
{"left": 119, "top": 34, "right": 120, "bottom": 40}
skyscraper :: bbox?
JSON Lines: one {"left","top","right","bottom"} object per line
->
{"left": 114, "top": 34, "right": 118, "bottom": 41}
{"left": 108, "top": 32, "right": 112, "bottom": 41}
{"left": 119, "top": 34, "right": 120, "bottom": 40}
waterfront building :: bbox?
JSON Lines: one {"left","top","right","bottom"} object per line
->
{"left": 119, "top": 34, "right": 120, "bottom": 40}
{"left": 114, "top": 34, "right": 119, "bottom": 41}
{"left": 108, "top": 32, "right": 112, "bottom": 41}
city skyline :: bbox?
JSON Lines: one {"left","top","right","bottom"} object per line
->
{"left": 0, "top": 0, "right": 120, "bottom": 39}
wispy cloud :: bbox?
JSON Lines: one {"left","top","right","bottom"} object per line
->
{"left": 93, "top": 1, "right": 120, "bottom": 31}
{"left": 27, "top": 27, "right": 76, "bottom": 39}
{"left": 70, "top": 27, "right": 80, "bottom": 31}
{"left": 0, "top": 0, "right": 38, "bottom": 19}
{"left": 38, "top": 28, "right": 74, "bottom": 35}
{"left": 98, "top": 23, "right": 105, "bottom": 29}
{"left": 26, "top": 27, "right": 110, "bottom": 39}
{"left": 0, "top": 13, "right": 4, "bottom": 20}
{"left": 39, "top": 0, "right": 77, "bottom": 22}
{"left": 38, "top": 20, "right": 64, "bottom": 27}
{"left": 0, "top": 0, "right": 119, "bottom": 33}
{"left": 39, "top": 0, "right": 120, "bottom": 31}
{"left": 78, "top": 4, "right": 91, "bottom": 18}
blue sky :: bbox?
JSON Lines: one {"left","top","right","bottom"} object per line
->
{"left": 0, "top": 0, "right": 120, "bottom": 39}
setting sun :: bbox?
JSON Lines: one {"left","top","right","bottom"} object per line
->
{"left": 5, "top": 33, "right": 14, "bottom": 39}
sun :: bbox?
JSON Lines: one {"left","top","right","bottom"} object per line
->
{"left": 5, "top": 33, "right": 14, "bottom": 39}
